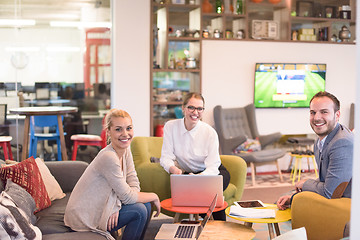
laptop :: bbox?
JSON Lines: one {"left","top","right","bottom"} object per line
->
{"left": 171, "top": 175, "right": 223, "bottom": 207}
{"left": 155, "top": 194, "right": 218, "bottom": 240}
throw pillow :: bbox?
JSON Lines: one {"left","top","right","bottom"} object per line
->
{"left": 0, "top": 156, "right": 51, "bottom": 213}
{"left": 0, "top": 191, "right": 42, "bottom": 240}
{"left": 4, "top": 179, "right": 37, "bottom": 225}
{"left": 233, "top": 138, "right": 261, "bottom": 154}
{"left": 34, "top": 158, "right": 66, "bottom": 201}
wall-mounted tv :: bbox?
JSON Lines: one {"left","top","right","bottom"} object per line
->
{"left": 254, "top": 63, "right": 326, "bottom": 108}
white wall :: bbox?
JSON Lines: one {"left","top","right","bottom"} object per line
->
{"left": 112, "top": 0, "right": 150, "bottom": 136}
{"left": 201, "top": 40, "right": 357, "bottom": 135}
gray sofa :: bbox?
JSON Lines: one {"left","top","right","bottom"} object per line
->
{"left": 36, "top": 161, "right": 106, "bottom": 240}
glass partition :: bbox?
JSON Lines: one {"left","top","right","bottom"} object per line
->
{"left": 0, "top": 0, "right": 111, "bottom": 161}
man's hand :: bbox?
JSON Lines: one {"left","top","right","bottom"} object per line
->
{"left": 276, "top": 195, "right": 291, "bottom": 210}
{"left": 107, "top": 211, "right": 119, "bottom": 231}
{"left": 169, "top": 166, "right": 182, "bottom": 175}
{"left": 295, "top": 179, "right": 307, "bottom": 192}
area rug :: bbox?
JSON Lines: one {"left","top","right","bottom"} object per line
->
{"left": 245, "top": 171, "right": 317, "bottom": 189}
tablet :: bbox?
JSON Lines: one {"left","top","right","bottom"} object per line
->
{"left": 234, "top": 200, "right": 265, "bottom": 208}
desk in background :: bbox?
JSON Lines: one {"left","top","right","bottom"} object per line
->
{"left": 9, "top": 106, "right": 78, "bottom": 161}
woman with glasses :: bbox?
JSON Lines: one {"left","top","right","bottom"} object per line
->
{"left": 160, "top": 92, "right": 230, "bottom": 221}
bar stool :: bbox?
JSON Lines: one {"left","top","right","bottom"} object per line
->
{"left": 290, "top": 150, "right": 318, "bottom": 185}
{"left": 70, "top": 133, "right": 106, "bottom": 160}
{"left": 0, "top": 136, "right": 13, "bottom": 160}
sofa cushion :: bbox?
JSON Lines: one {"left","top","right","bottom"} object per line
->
{"left": 233, "top": 137, "right": 261, "bottom": 153}
{"left": 5, "top": 179, "right": 37, "bottom": 225}
{"left": 0, "top": 156, "right": 51, "bottom": 213}
{"left": 35, "top": 194, "right": 72, "bottom": 235}
{"left": 42, "top": 232, "right": 106, "bottom": 240}
{"left": 35, "top": 158, "right": 66, "bottom": 201}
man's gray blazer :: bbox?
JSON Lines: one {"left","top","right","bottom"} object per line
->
{"left": 303, "top": 123, "right": 353, "bottom": 198}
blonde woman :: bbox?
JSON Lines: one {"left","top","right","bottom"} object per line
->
{"left": 65, "top": 109, "right": 160, "bottom": 240}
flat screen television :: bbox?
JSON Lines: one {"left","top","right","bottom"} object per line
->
{"left": 254, "top": 63, "right": 326, "bottom": 108}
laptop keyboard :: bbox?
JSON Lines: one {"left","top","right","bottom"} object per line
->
{"left": 174, "top": 225, "right": 196, "bottom": 238}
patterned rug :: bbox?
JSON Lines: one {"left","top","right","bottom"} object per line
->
{"left": 244, "top": 171, "right": 318, "bottom": 189}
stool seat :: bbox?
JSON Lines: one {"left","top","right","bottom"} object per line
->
{"left": 0, "top": 136, "right": 12, "bottom": 142}
{"left": 71, "top": 134, "right": 102, "bottom": 141}
{"left": 71, "top": 133, "right": 105, "bottom": 160}
{"left": 0, "top": 136, "right": 13, "bottom": 160}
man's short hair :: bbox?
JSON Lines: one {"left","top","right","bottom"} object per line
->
{"left": 310, "top": 91, "right": 340, "bottom": 112}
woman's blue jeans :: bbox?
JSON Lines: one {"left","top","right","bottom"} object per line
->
{"left": 110, "top": 202, "right": 151, "bottom": 240}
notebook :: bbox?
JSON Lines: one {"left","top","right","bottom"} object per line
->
{"left": 170, "top": 175, "right": 223, "bottom": 207}
{"left": 155, "top": 194, "right": 218, "bottom": 240}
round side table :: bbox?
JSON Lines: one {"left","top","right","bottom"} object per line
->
{"left": 161, "top": 198, "right": 228, "bottom": 223}
{"left": 226, "top": 203, "right": 291, "bottom": 239}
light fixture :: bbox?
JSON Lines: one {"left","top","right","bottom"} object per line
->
{"left": 50, "top": 21, "right": 111, "bottom": 29}
{"left": 5, "top": 46, "right": 40, "bottom": 52}
{"left": 46, "top": 46, "right": 81, "bottom": 52}
{"left": 0, "top": 19, "right": 36, "bottom": 27}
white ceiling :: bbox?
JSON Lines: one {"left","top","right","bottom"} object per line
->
{"left": 0, "top": 0, "right": 111, "bottom": 26}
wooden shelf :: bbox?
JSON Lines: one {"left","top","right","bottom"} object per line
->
{"left": 153, "top": 101, "right": 183, "bottom": 105}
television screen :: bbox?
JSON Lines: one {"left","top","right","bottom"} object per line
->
{"left": 254, "top": 63, "right": 326, "bottom": 108}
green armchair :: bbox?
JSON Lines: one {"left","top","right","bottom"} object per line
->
{"left": 131, "top": 136, "right": 247, "bottom": 216}
{"left": 291, "top": 191, "right": 351, "bottom": 240}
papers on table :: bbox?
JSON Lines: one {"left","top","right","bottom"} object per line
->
{"left": 229, "top": 205, "right": 276, "bottom": 219}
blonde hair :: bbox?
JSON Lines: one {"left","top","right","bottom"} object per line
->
{"left": 103, "top": 109, "right": 132, "bottom": 144}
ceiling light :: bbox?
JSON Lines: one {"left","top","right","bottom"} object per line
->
{"left": 0, "top": 19, "right": 36, "bottom": 27}
{"left": 46, "top": 46, "right": 81, "bottom": 52}
{"left": 5, "top": 46, "right": 40, "bottom": 52}
{"left": 50, "top": 21, "right": 111, "bottom": 29}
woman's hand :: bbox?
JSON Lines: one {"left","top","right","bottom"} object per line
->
{"left": 276, "top": 195, "right": 291, "bottom": 210}
{"left": 137, "top": 192, "right": 162, "bottom": 217}
{"left": 152, "top": 195, "right": 161, "bottom": 217}
{"left": 107, "top": 211, "right": 119, "bottom": 231}
{"left": 169, "top": 166, "right": 182, "bottom": 175}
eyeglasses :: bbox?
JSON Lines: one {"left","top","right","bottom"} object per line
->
{"left": 186, "top": 105, "right": 205, "bottom": 113}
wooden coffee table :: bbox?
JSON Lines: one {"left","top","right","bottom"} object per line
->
{"left": 198, "top": 220, "right": 255, "bottom": 240}
{"left": 225, "top": 203, "right": 291, "bottom": 239}
{"left": 161, "top": 198, "right": 228, "bottom": 223}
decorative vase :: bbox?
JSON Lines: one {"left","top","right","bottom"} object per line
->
{"left": 339, "top": 25, "right": 351, "bottom": 42}
{"left": 202, "top": 0, "right": 213, "bottom": 13}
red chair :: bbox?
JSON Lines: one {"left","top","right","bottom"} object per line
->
{"left": 70, "top": 116, "right": 107, "bottom": 160}
{"left": 0, "top": 136, "right": 13, "bottom": 160}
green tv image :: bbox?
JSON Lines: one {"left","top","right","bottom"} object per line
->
{"left": 254, "top": 63, "right": 326, "bottom": 108}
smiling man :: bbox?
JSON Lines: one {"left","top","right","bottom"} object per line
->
{"left": 277, "top": 91, "right": 353, "bottom": 210}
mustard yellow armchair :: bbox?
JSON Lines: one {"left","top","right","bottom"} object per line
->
{"left": 130, "top": 136, "right": 247, "bottom": 216}
{"left": 291, "top": 191, "right": 351, "bottom": 240}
